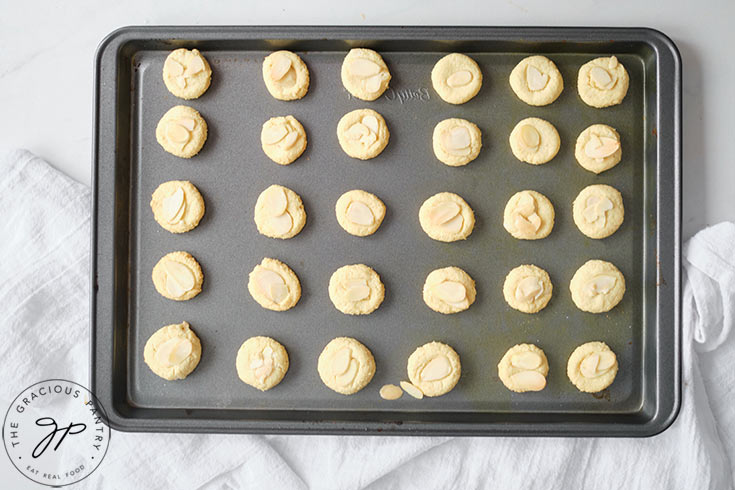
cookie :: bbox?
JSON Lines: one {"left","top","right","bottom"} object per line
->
{"left": 254, "top": 185, "right": 306, "bottom": 239}
{"left": 335, "top": 189, "right": 386, "bottom": 237}
{"left": 570, "top": 260, "right": 626, "bottom": 313}
{"left": 150, "top": 180, "right": 205, "bottom": 233}
{"left": 235, "top": 336, "right": 289, "bottom": 391}
{"left": 575, "top": 124, "right": 622, "bottom": 174}
{"left": 318, "top": 337, "right": 376, "bottom": 395}
{"left": 431, "top": 53, "right": 482, "bottom": 104}
{"left": 567, "top": 341, "right": 619, "bottom": 393}
{"left": 422, "top": 266, "right": 476, "bottom": 314}
{"left": 262, "top": 50, "right": 310, "bottom": 101}
{"left": 260, "top": 116, "right": 307, "bottom": 165}
{"left": 509, "top": 55, "right": 563, "bottom": 106}
{"left": 341, "top": 48, "right": 391, "bottom": 101}
{"left": 503, "top": 264, "right": 553, "bottom": 314}
{"left": 509, "top": 117, "right": 560, "bottom": 165}
{"left": 407, "top": 341, "right": 461, "bottom": 397}
{"left": 503, "top": 190, "right": 554, "bottom": 240}
{"left": 432, "top": 118, "right": 482, "bottom": 167}
{"left": 573, "top": 184, "right": 624, "bottom": 239}
{"left": 337, "top": 108, "right": 389, "bottom": 160}
{"left": 162, "top": 48, "right": 212, "bottom": 100}
{"left": 328, "top": 264, "right": 385, "bottom": 315}
{"left": 578, "top": 56, "right": 629, "bottom": 108}
{"left": 247, "top": 258, "right": 301, "bottom": 312}
{"left": 144, "top": 321, "right": 202, "bottom": 381}
{"left": 498, "top": 344, "right": 549, "bottom": 393}
{"left": 419, "top": 192, "right": 475, "bottom": 242}
{"left": 155, "top": 105, "right": 208, "bottom": 158}
{"left": 152, "top": 251, "right": 203, "bottom": 301}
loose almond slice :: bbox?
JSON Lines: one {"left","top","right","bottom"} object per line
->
{"left": 185, "top": 55, "right": 205, "bottom": 76}
{"left": 519, "top": 124, "right": 541, "bottom": 149}
{"left": 361, "top": 115, "right": 379, "bottom": 134}
{"left": 380, "top": 384, "right": 403, "bottom": 400}
{"left": 433, "top": 281, "right": 467, "bottom": 303}
{"left": 335, "top": 359, "right": 359, "bottom": 386}
{"left": 162, "top": 188, "right": 185, "bottom": 223}
{"left": 166, "top": 123, "right": 190, "bottom": 144}
{"left": 419, "top": 355, "right": 452, "bottom": 382}
{"left": 526, "top": 65, "right": 549, "bottom": 91}
{"left": 364, "top": 75, "right": 384, "bottom": 93}
{"left": 344, "top": 283, "right": 371, "bottom": 302}
{"left": 346, "top": 201, "right": 375, "bottom": 226}
{"left": 580, "top": 353, "right": 601, "bottom": 378}
{"left": 446, "top": 70, "right": 473, "bottom": 88}
{"left": 270, "top": 55, "right": 293, "bottom": 81}
{"left": 263, "top": 186, "right": 288, "bottom": 216}
{"left": 584, "top": 136, "right": 620, "bottom": 159}
{"left": 510, "top": 351, "right": 543, "bottom": 370}
{"left": 514, "top": 276, "right": 544, "bottom": 302}
{"left": 400, "top": 381, "right": 424, "bottom": 399}
{"left": 596, "top": 351, "right": 616, "bottom": 372}
{"left": 350, "top": 58, "right": 381, "bottom": 78}
{"left": 331, "top": 348, "right": 352, "bottom": 376}
{"left": 256, "top": 269, "right": 286, "bottom": 300}
{"left": 163, "top": 260, "right": 196, "bottom": 297}
{"left": 281, "top": 130, "right": 300, "bottom": 149}
{"left": 510, "top": 370, "right": 546, "bottom": 391}
{"left": 268, "top": 212, "right": 293, "bottom": 235}
{"left": 263, "top": 124, "right": 289, "bottom": 145}
{"left": 166, "top": 58, "right": 184, "bottom": 76}
{"left": 345, "top": 123, "right": 370, "bottom": 141}
{"left": 590, "top": 66, "right": 615, "bottom": 89}
{"left": 428, "top": 201, "right": 461, "bottom": 225}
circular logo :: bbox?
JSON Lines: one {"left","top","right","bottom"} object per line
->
{"left": 2, "top": 379, "right": 110, "bottom": 487}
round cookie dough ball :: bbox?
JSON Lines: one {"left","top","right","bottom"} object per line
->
{"left": 341, "top": 48, "right": 391, "bottom": 101}
{"left": 328, "top": 264, "right": 385, "bottom": 315}
{"left": 155, "top": 105, "right": 208, "bottom": 159}
{"left": 432, "top": 118, "right": 482, "bottom": 167}
{"left": 509, "top": 55, "right": 564, "bottom": 106}
{"left": 254, "top": 185, "right": 306, "bottom": 239}
{"left": 503, "top": 190, "right": 554, "bottom": 240}
{"left": 567, "top": 341, "right": 619, "bottom": 393}
{"left": 337, "top": 109, "right": 390, "bottom": 160}
{"left": 578, "top": 56, "right": 629, "bottom": 108}
{"left": 575, "top": 124, "right": 622, "bottom": 174}
{"left": 318, "top": 337, "right": 376, "bottom": 395}
{"left": 335, "top": 190, "right": 386, "bottom": 237}
{"left": 407, "top": 341, "right": 461, "bottom": 397}
{"left": 498, "top": 344, "right": 549, "bottom": 393}
{"left": 260, "top": 116, "right": 307, "bottom": 165}
{"left": 503, "top": 264, "right": 553, "bottom": 314}
{"left": 422, "top": 266, "right": 476, "bottom": 314}
{"left": 162, "top": 48, "right": 212, "bottom": 100}
{"left": 573, "top": 184, "right": 624, "bottom": 239}
{"left": 262, "top": 50, "right": 310, "bottom": 101}
{"left": 150, "top": 180, "right": 205, "bottom": 233}
{"left": 247, "top": 258, "right": 301, "bottom": 312}
{"left": 152, "top": 251, "right": 203, "bottom": 301}
{"left": 509, "top": 117, "right": 560, "bottom": 165}
{"left": 144, "top": 321, "right": 202, "bottom": 380}
{"left": 236, "top": 336, "right": 289, "bottom": 391}
{"left": 431, "top": 53, "right": 482, "bottom": 104}
{"left": 419, "top": 192, "right": 475, "bottom": 242}
{"left": 570, "top": 260, "right": 626, "bottom": 313}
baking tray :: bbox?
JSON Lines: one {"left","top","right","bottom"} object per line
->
{"left": 91, "top": 26, "right": 681, "bottom": 436}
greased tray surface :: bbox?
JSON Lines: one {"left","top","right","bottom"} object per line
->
{"left": 91, "top": 26, "right": 680, "bottom": 436}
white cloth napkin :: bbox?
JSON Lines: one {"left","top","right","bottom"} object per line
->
{"left": 1, "top": 148, "right": 733, "bottom": 490}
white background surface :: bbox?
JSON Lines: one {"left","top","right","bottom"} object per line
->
{"left": 1, "top": 0, "right": 733, "bottom": 488}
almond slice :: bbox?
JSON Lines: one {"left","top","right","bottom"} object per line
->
{"left": 400, "top": 381, "right": 424, "bottom": 399}
{"left": 270, "top": 55, "right": 293, "bottom": 81}
{"left": 262, "top": 124, "right": 289, "bottom": 145}
{"left": 580, "top": 353, "right": 600, "bottom": 378}
{"left": 528, "top": 213, "right": 542, "bottom": 232}
{"left": 331, "top": 347, "right": 352, "bottom": 376}
{"left": 515, "top": 193, "right": 536, "bottom": 217}
{"left": 446, "top": 70, "right": 472, "bottom": 88}
{"left": 510, "top": 370, "right": 546, "bottom": 391}
{"left": 519, "top": 124, "right": 541, "bottom": 149}
{"left": 175, "top": 76, "right": 187, "bottom": 89}
{"left": 345, "top": 123, "right": 370, "bottom": 141}
{"left": 585, "top": 274, "right": 617, "bottom": 297}
{"left": 442, "top": 126, "right": 471, "bottom": 155}
{"left": 514, "top": 214, "right": 537, "bottom": 235}
{"left": 270, "top": 283, "right": 290, "bottom": 304}
{"left": 514, "top": 276, "right": 544, "bottom": 302}
{"left": 361, "top": 115, "right": 379, "bottom": 134}
{"left": 597, "top": 197, "right": 613, "bottom": 212}
{"left": 163, "top": 260, "right": 196, "bottom": 297}
{"left": 350, "top": 58, "right": 381, "bottom": 78}
{"left": 597, "top": 351, "right": 616, "bottom": 372}
{"left": 281, "top": 130, "right": 300, "bottom": 149}
{"left": 185, "top": 55, "right": 205, "bottom": 76}
{"left": 263, "top": 186, "right": 288, "bottom": 216}
{"left": 335, "top": 359, "right": 359, "bottom": 387}
{"left": 256, "top": 269, "right": 287, "bottom": 301}
{"left": 268, "top": 212, "right": 293, "bottom": 235}
{"left": 255, "top": 363, "right": 273, "bottom": 382}
{"left": 178, "top": 118, "right": 196, "bottom": 131}
{"left": 250, "top": 355, "right": 265, "bottom": 369}
{"left": 344, "top": 283, "right": 371, "bottom": 302}
{"left": 526, "top": 65, "right": 549, "bottom": 91}
{"left": 590, "top": 66, "right": 616, "bottom": 90}
{"left": 166, "top": 123, "right": 190, "bottom": 144}
{"left": 379, "top": 384, "right": 403, "bottom": 400}
{"left": 582, "top": 205, "right": 600, "bottom": 224}
{"left": 346, "top": 201, "right": 375, "bottom": 226}
{"left": 428, "top": 201, "right": 460, "bottom": 225}
{"left": 166, "top": 58, "right": 184, "bottom": 76}
{"left": 364, "top": 75, "right": 384, "bottom": 93}
{"left": 162, "top": 188, "right": 185, "bottom": 223}
{"left": 608, "top": 56, "right": 619, "bottom": 69}
{"left": 419, "top": 355, "right": 452, "bottom": 382}
{"left": 440, "top": 213, "right": 464, "bottom": 233}
{"left": 433, "top": 280, "right": 467, "bottom": 303}
{"left": 155, "top": 338, "right": 192, "bottom": 367}
{"left": 584, "top": 136, "right": 620, "bottom": 159}
{"left": 510, "top": 351, "right": 542, "bottom": 370}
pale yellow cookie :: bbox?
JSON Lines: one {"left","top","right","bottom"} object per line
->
{"left": 162, "top": 48, "right": 212, "bottom": 100}
{"left": 341, "top": 48, "right": 391, "bottom": 101}
{"left": 337, "top": 109, "right": 389, "bottom": 160}
{"left": 578, "top": 56, "right": 629, "bottom": 108}
{"left": 247, "top": 258, "right": 301, "bottom": 312}
{"left": 419, "top": 192, "right": 475, "bottom": 242}
{"left": 260, "top": 116, "right": 307, "bottom": 165}
{"left": 152, "top": 251, "right": 203, "bottom": 301}
{"left": 503, "top": 265, "right": 553, "bottom": 314}
{"left": 155, "top": 105, "right": 208, "bottom": 158}
{"left": 335, "top": 190, "right": 386, "bottom": 237}
{"left": 573, "top": 184, "right": 624, "bottom": 239}
{"left": 509, "top": 55, "right": 563, "bottom": 106}
{"left": 262, "top": 50, "right": 310, "bottom": 101}
{"left": 431, "top": 53, "right": 482, "bottom": 104}
{"left": 567, "top": 341, "right": 619, "bottom": 392}
{"left": 253, "top": 185, "right": 306, "bottom": 239}
{"left": 432, "top": 118, "right": 482, "bottom": 167}
{"left": 570, "top": 260, "right": 626, "bottom": 313}
{"left": 236, "top": 336, "right": 289, "bottom": 391}
{"left": 503, "top": 190, "right": 554, "bottom": 240}
{"left": 509, "top": 117, "right": 560, "bottom": 165}
{"left": 407, "top": 341, "right": 461, "bottom": 397}
{"left": 422, "top": 267, "right": 476, "bottom": 314}
{"left": 498, "top": 344, "right": 549, "bottom": 393}
{"left": 144, "top": 321, "right": 202, "bottom": 380}
{"left": 575, "top": 124, "right": 622, "bottom": 174}
{"left": 318, "top": 337, "right": 376, "bottom": 395}
{"left": 328, "top": 264, "right": 385, "bottom": 315}
{"left": 150, "top": 180, "right": 205, "bottom": 233}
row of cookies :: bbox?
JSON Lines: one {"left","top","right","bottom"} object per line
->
{"left": 143, "top": 323, "right": 619, "bottom": 396}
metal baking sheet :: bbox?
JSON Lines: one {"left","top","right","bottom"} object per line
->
{"left": 91, "top": 26, "right": 680, "bottom": 436}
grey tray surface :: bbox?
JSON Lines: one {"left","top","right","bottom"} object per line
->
{"left": 91, "top": 26, "right": 681, "bottom": 436}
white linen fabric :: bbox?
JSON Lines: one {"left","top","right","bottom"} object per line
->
{"left": 1, "top": 149, "right": 733, "bottom": 490}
